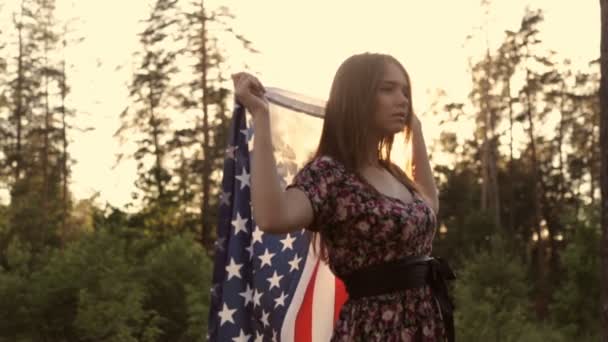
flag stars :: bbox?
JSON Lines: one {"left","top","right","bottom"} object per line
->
{"left": 274, "top": 291, "right": 289, "bottom": 309}
{"left": 258, "top": 248, "right": 275, "bottom": 269}
{"left": 240, "top": 125, "right": 254, "bottom": 142}
{"left": 235, "top": 167, "right": 250, "bottom": 190}
{"left": 218, "top": 303, "right": 236, "bottom": 326}
{"left": 261, "top": 309, "right": 270, "bottom": 328}
{"left": 288, "top": 254, "right": 303, "bottom": 272}
{"left": 280, "top": 233, "right": 296, "bottom": 251}
{"left": 225, "top": 258, "right": 243, "bottom": 281}
{"left": 214, "top": 236, "right": 226, "bottom": 252}
{"left": 232, "top": 212, "right": 249, "bottom": 235}
{"left": 210, "top": 283, "right": 220, "bottom": 297}
{"left": 220, "top": 191, "right": 231, "bottom": 206}
{"left": 251, "top": 225, "right": 264, "bottom": 245}
{"left": 253, "top": 288, "right": 263, "bottom": 308}
{"left": 225, "top": 145, "right": 237, "bottom": 160}
{"left": 239, "top": 284, "right": 253, "bottom": 306}
{"left": 245, "top": 243, "right": 254, "bottom": 260}
{"left": 232, "top": 329, "right": 251, "bottom": 342}
{"left": 267, "top": 271, "right": 284, "bottom": 290}
{"left": 272, "top": 329, "right": 279, "bottom": 342}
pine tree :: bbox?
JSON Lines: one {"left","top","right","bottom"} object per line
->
{"left": 115, "top": 0, "right": 184, "bottom": 235}
{"left": 1, "top": 0, "right": 69, "bottom": 259}
{"left": 181, "top": 1, "right": 258, "bottom": 251}
{"left": 598, "top": 0, "right": 608, "bottom": 339}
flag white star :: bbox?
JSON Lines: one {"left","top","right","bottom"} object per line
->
{"left": 258, "top": 248, "right": 275, "bottom": 269}
{"left": 267, "top": 271, "right": 283, "bottom": 290}
{"left": 272, "top": 329, "right": 279, "bottom": 342}
{"left": 210, "top": 283, "right": 220, "bottom": 297}
{"left": 214, "top": 236, "right": 226, "bottom": 252}
{"left": 232, "top": 329, "right": 251, "bottom": 342}
{"left": 251, "top": 225, "right": 264, "bottom": 245}
{"left": 235, "top": 167, "right": 250, "bottom": 190}
{"left": 280, "top": 233, "right": 296, "bottom": 251}
{"left": 254, "top": 331, "right": 264, "bottom": 342}
{"left": 288, "top": 254, "right": 303, "bottom": 272}
{"left": 239, "top": 284, "right": 253, "bottom": 306}
{"left": 232, "top": 212, "right": 249, "bottom": 235}
{"left": 253, "top": 288, "right": 263, "bottom": 308}
{"left": 225, "top": 145, "right": 237, "bottom": 160}
{"left": 245, "top": 243, "right": 254, "bottom": 260}
{"left": 225, "top": 258, "right": 242, "bottom": 281}
{"left": 241, "top": 125, "right": 254, "bottom": 142}
{"left": 220, "top": 191, "right": 231, "bottom": 206}
{"left": 218, "top": 303, "right": 236, "bottom": 326}
{"left": 261, "top": 309, "right": 270, "bottom": 328}
{"left": 274, "top": 291, "right": 289, "bottom": 308}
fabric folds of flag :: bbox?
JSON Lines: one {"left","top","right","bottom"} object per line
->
{"left": 206, "top": 88, "right": 348, "bottom": 342}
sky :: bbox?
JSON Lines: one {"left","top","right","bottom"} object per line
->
{"left": 0, "top": 0, "right": 600, "bottom": 209}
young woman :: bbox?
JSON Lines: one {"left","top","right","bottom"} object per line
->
{"left": 232, "top": 52, "right": 455, "bottom": 342}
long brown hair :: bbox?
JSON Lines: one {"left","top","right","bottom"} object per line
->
{"left": 310, "top": 52, "right": 420, "bottom": 262}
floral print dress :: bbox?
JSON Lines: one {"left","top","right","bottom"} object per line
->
{"left": 286, "top": 155, "right": 447, "bottom": 342}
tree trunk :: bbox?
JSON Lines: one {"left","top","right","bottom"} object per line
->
{"left": 506, "top": 76, "right": 516, "bottom": 234}
{"left": 598, "top": 0, "right": 608, "bottom": 340}
{"left": 488, "top": 117, "right": 501, "bottom": 230}
{"left": 150, "top": 110, "right": 165, "bottom": 200}
{"left": 13, "top": 5, "right": 25, "bottom": 185}
{"left": 60, "top": 42, "right": 68, "bottom": 234}
{"left": 481, "top": 56, "right": 490, "bottom": 214}
{"left": 42, "top": 23, "right": 51, "bottom": 224}
{"left": 479, "top": 49, "right": 501, "bottom": 232}
{"left": 558, "top": 79, "right": 566, "bottom": 205}
{"left": 199, "top": 0, "right": 212, "bottom": 251}
{"left": 148, "top": 96, "right": 165, "bottom": 199}
{"left": 524, "top": 66, "right": 548, "bottom": 317}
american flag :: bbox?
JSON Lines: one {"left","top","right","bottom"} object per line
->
{"left": 207, "top": 88, "right": 348, "bottom": 342}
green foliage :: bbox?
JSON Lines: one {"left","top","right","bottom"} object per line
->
{"left": 139, "top": 233, "right": 213, "bottom": 341}
{"left": 0, "top": 228, "right": 213, "bottom": 341}
{"left": 453, "top": 233, "right": 567, "bottom": 341}
{"left": 549, "top": 204, "right": 600, "bottom": 340}
{"left": 454, "top": 234, "right": 528, "bottom": 341}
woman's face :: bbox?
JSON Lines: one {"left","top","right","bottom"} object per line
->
{"left": 371, "top": 62, "right": 410, "bottom": 137}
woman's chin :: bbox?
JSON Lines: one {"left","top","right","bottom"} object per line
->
{"left": 388, "top": 123, "right": 406, "bottom": 134}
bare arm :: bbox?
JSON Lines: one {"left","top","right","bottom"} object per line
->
{"left": 231, "top": 72, "right": 314, "bottom": 234}
{"left": 409, "top": 115, "right": 439, "bottom": 215}
{"left": 250, "top": 113, "right": 314, "bottom": 233}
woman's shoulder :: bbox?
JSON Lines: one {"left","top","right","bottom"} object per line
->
{"left": 293, "top": 154, "right": 347, "bottom": 185}
{"left": 305, "top": 154, "right": 346, "bottom": 173}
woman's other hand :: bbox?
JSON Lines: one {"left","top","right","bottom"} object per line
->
{"left": 231, "top": 72, "right": 269, "bottom": 118}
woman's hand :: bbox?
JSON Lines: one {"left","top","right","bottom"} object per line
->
{"left": 232, "top": 72, "right": 269, "bottom": 118}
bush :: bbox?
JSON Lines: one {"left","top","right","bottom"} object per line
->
{"left": 454, "top": 233, "right": 566, "bottom": 341}
{"left": 0, "top": 229, "right": 213, "bottom": 342}
{"left": 549, "top": 204, "right": 600, "bottom": 340}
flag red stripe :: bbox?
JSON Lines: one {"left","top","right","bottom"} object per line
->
{"left": 333, "top": 277, "right": 348, "bottom": 326}
{"left": 295, "top": 260, "right": 320, "bottom": 342}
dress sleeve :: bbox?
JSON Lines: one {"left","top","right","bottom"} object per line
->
{"left": 285, "top": 156, "right": 343, "bottom": 232}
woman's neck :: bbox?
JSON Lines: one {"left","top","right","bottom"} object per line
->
{"left": 362, "top": 137, "right": 382, "bottom": 169}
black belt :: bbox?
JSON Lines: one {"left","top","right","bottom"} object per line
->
{"left": 341, "top": 255, "right": 456, "bottom": 342}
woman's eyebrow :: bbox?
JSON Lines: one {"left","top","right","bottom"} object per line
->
{"left": 380, "top": 80, "right": 410, "bottom": 91}
{"left": 380, "top": 80, "right": 408, "bottom": 87}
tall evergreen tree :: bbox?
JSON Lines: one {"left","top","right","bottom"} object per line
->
{"left": 0, "top": 0, "right": 69, "bottom": 259}
{"left": 598, "top": 0, "right": 608, "bottom": 339}
{"left": 180, "top": 1, "right": 258, "bottom": 251}
{"left": 116, "top": 0, "right": 184, "bottom": 234}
